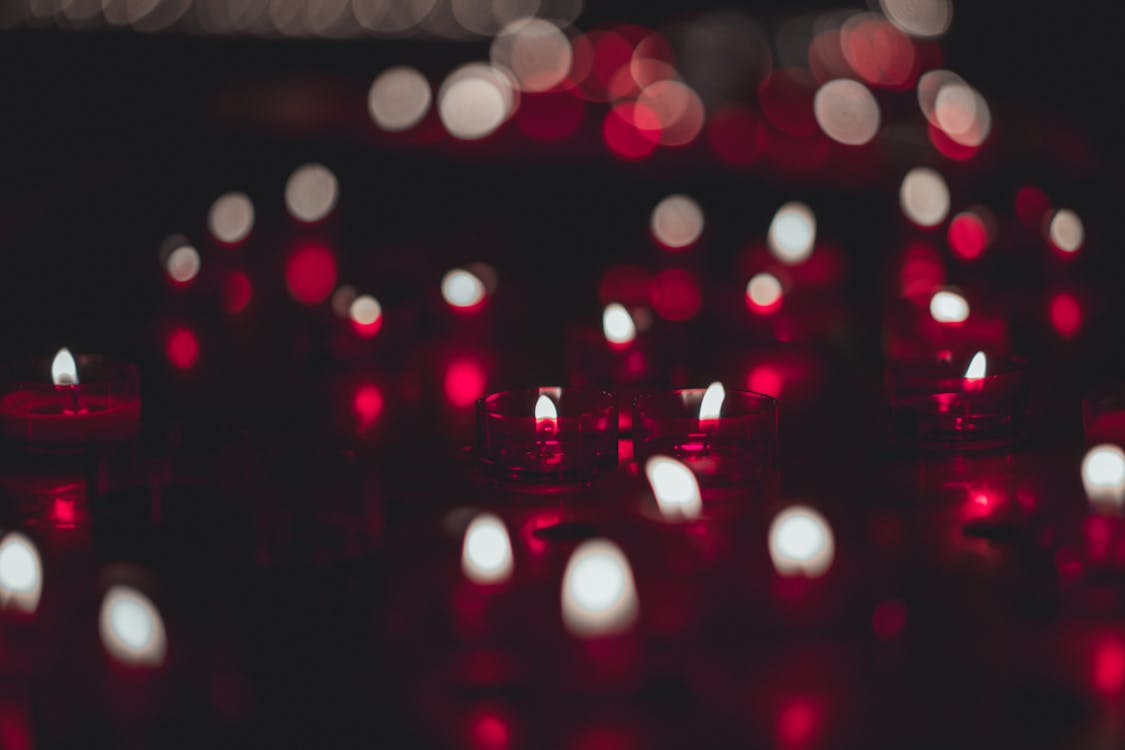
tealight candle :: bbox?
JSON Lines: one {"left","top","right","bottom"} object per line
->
{"left": 0, "top": 350, "right": 141, "bottom": 448}
{"left": 1083, "top": 385, "right": 1125, "bottom": 445}
{"left": 633, "top": 384, "right": 778, "bottom": 487}
{"left": 888, "top": 350, "right": 1029, "bottom": 450}
{"left": 476, "top": 387, "right": 617, "bottom": 484}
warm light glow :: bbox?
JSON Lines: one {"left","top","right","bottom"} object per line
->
{"left": 165, "top": 326, "right": 200, "bottom": 370}
{"left": 769, "top": 506, "right": 835, "bottom": 577}
{"left": 644, "top": 455, "right": 702, "bottom": 521}
{"left": 534, "top": 393, "right": 558, "bottom": 423}
{"left": 879, "top": 0, "right": 952, "bottom": 38}
{"left": 368, "top": 66, "right": 432, "bottom": 132}
{"left": 461, "top": 513, "right": 514, "bottom": 585}
{"left": 929, "top": 289, "right": 969, "bottom": 324}
{"left": 813, "top": 78, "right": 880, "bottom": 146}
{"left": 165, "top": 244, "right": 201, "bottom": 285}
{"left": 331, "top": 285, "right": 358, "bottom": 318}
{"left": 650, "top": 194, "right": 704, "bottom": 249}
{"left": 438, "top": 63, "right": 516, "bottom": 141}
{"left": 353, "top": 383, "right": 383, "bottom": 431}
{"left": 349, "top": 294, "right": 383, "bottom": 337}
{"left": 444, "top": 358, "right": 487, "bottom": 407}
{"left": 286, "top": 245, "right": 338, "bottom": 305}
{"left": 1048, "top": 209, "right": 1084, "bottom": 254}
{"left": 285, "top": 163, "right": 339, "bottom": 223}
{"left": 99, "top": 585, "right": 167, "bottom": 667}
{"left": 0, "top": 532, "right": 42, "bottom": 614}
{"left": 746, "top": 272, "right": 783, "bottom": 313}
{"left": 490, "top": 18, "right": 573, "bottom": 93}
{"left": 1082, "top": 444, "right": 1125, "bottom": 508}
{"left": 699, "top": 381, "right": 725, "bottom": 421}
{"left": 561, "top": 538, "right": 638, "bottom": 637}
{"left": 900, "top": 167, "right": 950, "bottom": 227}
{"left": 768, "top": 202, "right": 816, "bottom": 265}
{"left": 933, "top": 81, "right": 991, "bottom": 147}
{"left": 441, "top": 268, "right": 487, "bottom": 309}
{"left": 917, "top": 69, "right": 962, "bottom": 125}
{"left": 963, "top": 351, "right": 986, "bottom": 380}
{"left": 207, "top": 192, "right": 255, "bottom": 245}
{"left": 52, "top": 348, "right": 78, "bottom": 386}
{"left": 602, "top": 303, "right": 636, "bottom": 346}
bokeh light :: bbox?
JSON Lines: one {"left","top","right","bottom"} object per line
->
{"left": 164, "top": 244, "right": 200, "bottom": 286}
{"left": 813, "top": 78, "right": 880, "bottom": 146}
{"left": 1048, "top": 209, "right": 1084, "bottom": 254}
{"left": 368, "top": 66, "right": 432, "bottom": 132}
{"left": 879, "top": 0, "right": 952, "bottom": 38}
{"left": 602, "top": 303, "right": 636, "bottom": 346}
{"left": 165, "top": 326, "right": 200, "bottom": 369}
{"left": 99, "top": 585, "right": 167, "bottom": 667}
{"left": 0, "top": 532, "right": 42, "bottom": 615}
{"left": 746, "top": 272, "right": 783, "bottom": 314}
{"left": 442, "top": 268, "right": 487, "bottom": 310}
{"left": 900, "top": 167, "right": 950, "bottom": 227}
{"left": 285, "top": 163, "right": 339, "bottom": 223}
{"left": 768, "top": 202, "right": 816, "bottom": 265}
{"left": 561, "top": 538, "right": 639, "bottom": 638}
{"left": 224, "top": 271, "right": 253, "bottom": 314}
{"left": 644, "top": 455, "right": 702, "bottom": 521}
{"left": 353, "top": 383, "right": 383, "bottom": 431}
{"left": 947, "top": 208, "right": 991, "bottom": 261}
{"left": 1048, "top": 291, "right": 1082, "bottom": 339}
{"left": 349, "top": 294, "right": 384, "bottom": 337}
{"left": 649, "top": 268, "right": 702, "bottom": 321}
{"left": 1082, "top": 444, "right": 1125, "bottom": 508}
{"left": 637, "top": 79, "right": 705, "bottom": 147}
{"left": 207, "top": 192, "right": 255, "bottom": 245}
{"left": 438, "top": 63, "right": 516, "bottom": 140}
{"left": 602, "top": 101, "right": 660, "bottom": 160}
{"left": 650, "top": 194, "right": 704, "bottom": 249}
{"left": 933, "top": 81, "right": 990, "bottom": 147}
{"left": 768, "top": 505, "right": 835, "bottom": 577}
{"left": 840, "top": 13, "right": 916, "bottom": 90}
{"left": 352, "top": 0, "right": 436, "bottom": 35}
{"left": 445, "top": 357, "right": 487, "bottom": 407}
{"left": 490, "top": 18, "right": 572, "bottom": 93}
{"left": 462, "top": 513, "right": 514, "bottom": 585}
{"left": 929, "top": 289, "right": 969, "bottom": 324}
{"left": 285, "top": 244, "right": 338, "bottom": 305}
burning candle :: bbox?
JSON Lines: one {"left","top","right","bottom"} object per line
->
{"left": 633, "top": 384, "right": 778, "bottom": 487}
{"left": 888, "top": 350, "right": 1029, "bottom": 450}
{"left": 476, "top": 387, "right": 617, "bottom": 484}
{"left": 0, "top": 349, "right": 141, "bottom": 448}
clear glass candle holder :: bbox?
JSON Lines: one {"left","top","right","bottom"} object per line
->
{"left": 632, "top": 388, "right": 778, "bottom": 486}
{"left": 476, "top": 388, "right": 618, "bottom": 484}
{"left": 888, "top": 355, "right": 1029, "bottom": 451}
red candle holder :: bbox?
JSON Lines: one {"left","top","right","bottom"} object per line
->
{"left": 0, "top": 356, "right": 141, "bottom": 449}
{"left": 476, "top": 388, "right": 617, "bottom": 485}
{"left": 632, "top": 388, "right": 778, "bottom": 486}
{"left": 888, "top": 353, "right": 1029, "bottom": 451}
{"left": 1084, "top": 385, "right": 1125, "bottom": 445}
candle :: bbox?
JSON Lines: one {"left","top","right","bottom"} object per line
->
{"left": 888, "top": 350, "right": 1029, "bottom": 450}
{"left": 476, "top": 387, "right": 617, "bottom": 484}
{"left": 633, "top": 384, "right": 778, "bottom": 487}
{"left": 0, "top": 349, "right": 141, "bottom": 448}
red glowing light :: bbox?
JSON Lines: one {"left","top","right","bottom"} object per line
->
{"left": 707, "top": 105, "right": 761, "bottom": 167}
{"left": 602, "top": 102, "right": 660, "bottom": 160}
{"left": 747, "top": 365, "right": 783, "bottom": 398}
{"left": 777, "top": 698, "right": 819, "bottom": 749}
{"left": 285, "top": 245, "right": 338, "bottom": 306}
{"left": 165, "top": 326, "right": 199, "bottom": 370}
{"left": 649, "top": 268, "right": 702, "bottom": 321}
{"left": 575, "top": 30, "right": 634, "bottom": 102}
{"left": 1015, "top": 186, "right": 1051, "bottom": 229}
{"left": 872, "top": 599, "right": 907, "bottom": 639}
{"left": 759, "top": 68, "right": 819, "bottom": 137}
{"left": 1094, "top": 638, "right": 1125, "bottom": 695}
{"left": 224, "top": 271, "right": 253, "bottom": 314}
{"left": 899, "top": 240, "right": 945, "bottom": 301}
{"left": 514, "top": 92, "right": 584, "bottom": 141}
{"left": 927, "top": 121, "right": 978, "bottom": 161}
{"left": 842, "top": 16, "right": 916, "bottom": 90}
{"left": 470, "top": 712, "right": 510, "bottom": 750}
{"left": 51, "top": 497, "right": 78, "bottom": 528}
{"left": 947, "top": 212, "right": 988, "bottom": 260}
{"left": 353, "top": 384, "right": 383, "bottom": 431}
{"left": 1048, "top": 292, "right": 1082, "bottom": 339}
{"left": 445, "top": 358, "right": 487, "bottom": 407}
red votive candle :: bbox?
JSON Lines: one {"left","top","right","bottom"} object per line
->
{"left": 632, "top": 385, "right": 778, "bottom": 486}
{"left": 476, "top": 388, "right": 617, "bottom": 484}
{"left": 1084, "top": 385, "right": 1125, "bottom": 445}
{"left": 0, "top": 351, "right": 141, "bottom": 449}
{"left": 888, "top": 351, "right": 1029, "bottom": 451}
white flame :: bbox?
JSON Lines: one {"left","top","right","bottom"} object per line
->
{"left": 602, "top": 303, "right": 637, "bottom": 345}
{"left": 964, "top": 351, "right": 987, "bottom": 380}
{"left": 98, "top": 585, "right": 167, "bottom": 667}
{"left": 441, "top": 268, "right": 487, "bottom": 309}
{"left": 52, "top": 348, "right": 78, "bottom": 386}
{"left": 461, "top": 514, "right": 514, "bottom": 585}
{"left": 1082, "top": 444, "right": 1125, "bottom": 508}
{"left": 699, "top": 382, "right": 725, "bottom": 421}
{"left": 561, "top": 538, "right": 638, "bottom": 638}
{"left": 929, "top": 290, "right": 970, "bottom": 324}
{"left": 0, "top": 532, "right": 43, "bottom": 614}
{"left": 768, "top": 506, "right": 835, "bottom": 577}
{"left": 644, "top": 456, "right": 702, "bottom": 521}
{"left": 535, "top": 393, "right": 558, "bottom": 422}
{"left": 768, "top": 202, "right": 816, "bottom": 265}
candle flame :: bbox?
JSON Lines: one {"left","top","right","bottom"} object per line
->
{"left": 644, "top": 456, "right": 702, "bottom": 521}
{"left": 461, "top": 514, "right": 514, "bottom": 585}
{"left": 963, "top": 351, "right": 987, "bottom": 380}
{"left": 52, "top": 348, "right": 78, "bottom": 386}
{"left": 699, "top": 381, "right": 725, "bottom": 421}
{"left": 535, "top": 393, "right": 558, "bottom": 423}
{"left": 602, "top": 303, "right": 637, "bottom": 345}
{"left": 561, "top": 538, "right": 638, "bottom": 638}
